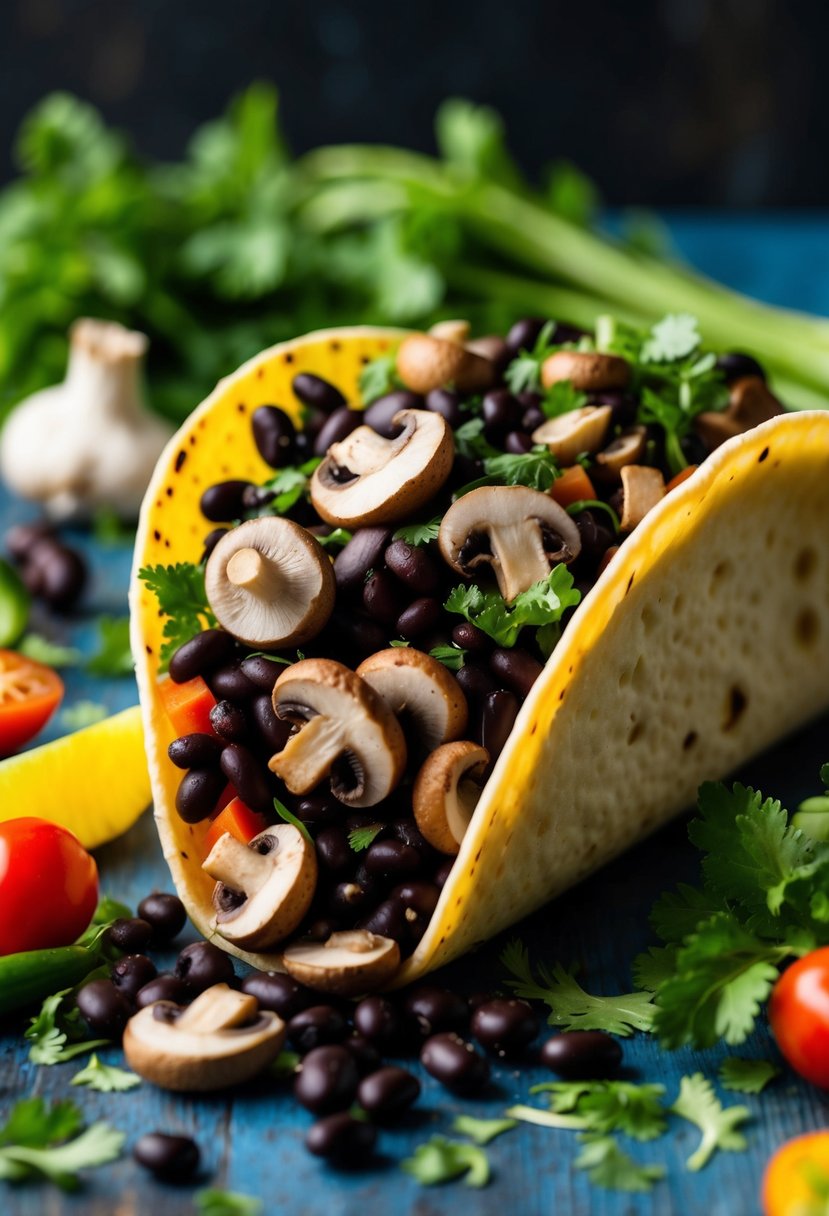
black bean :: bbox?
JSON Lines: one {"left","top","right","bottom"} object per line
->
{"left": 137, "top": 892, "right": 187, "bottom": 942}
{"left": 396, "top": 597, "right": 441, "bottom": 639}
{"left": 358, "top": 898, "right": 408, "bottom": 944}
{"left": 220, "top": 743, "right": 272, "bottom": 812}
{"left": 363, "top": 390, "right": 421, "bottom": 438}
{"left": 110, "top": 954, "right": 157, "bottom": 1002}
{"left": 241, "top": 485, "right": 276, "bottom": 512}
{"left": 517, "top": 389, "right": 543, "bottom": 411}
{"left": 480, "top": 690, "right": 519, "bottom": 762}
{"left": 456, "top": 660, "right": 497, "bottom": 702}
{"left": 403, "top": 985, "right": 469, "bottom": 1037}
{"left": 315, "top": 826, "right": 353, "bottom": 876}
{"left": 420, "top": 1032, "right": 490, "bottom": 1095}
{"left": 207, "top": 662, "right": 259, "bottom": 702}
{"left": 358, "top": 1066, "right": 421, "bottom": 1121}
{"left": 168, "top": 733, "right": 222, "bottom": 770}
{"left": 433, "top": 858, "right": 454, "bottom": 888}
{"left": 104, "top": 917, "right": 153, "bottom": 953}
{"left": 136, "top": 974, "right": 191, "bottom": 1009}
{"left": 209, "top": 700, "right": 249, "bottom": 743}
{"left": 30, "top": 541, "right": 87, "bottom": 610}
{"left": 574, "top": 511, "right": 615, "bottom": 560}
{"left": 200, "top": 479, "right": 253, "bottom": 522}
{"left": 341, "top": 1035, "right": 379, "bottom": 1078}
{"left": 424, "top": 388, "right": 464, "bottom": 428}
{"left": 313, "top": 407, "right": 363, "bottom": 456}
{"left": 305, "top": 1112, "right": 376, "bottom": 1165}
{"left": 716, "top": 351, "right": 766, "bottom": 383}
{"left": 293, "top": 372, "right": 346, "bottom": 414}
{"left": 133, "top": 1132, "right": 200, "bottom": 1181}
{"left": 252, "top": 404, "right": 297, "bottom": 468}
{"left": 304, "top": 915, "right": 343, "bottom": 942}
{"left": 489, "top": 648, "right": 544, "bottom": 699}
{"left": 448, "top": 622, "right": 485, "bottom": 654}
{"left": 364, "top": 839, "right": 422, "bottom": 879}
{"left": 505, "top": 317, "right": 546, "bottom": 355}
{"left": 353, "top": 996, "right": 406, "bottom": 1051}
{"left": 539, "top": 1030, "right": 623, "bottom": 1079}
{"left": 175, "top": 941, "right": 235, "bottom": 993}
{"left": 392, "top": 881, "right": 440, "bottom": 921}
{"left": 239, "top": 655, "right": 282, "bottom": 692}
{"left": 332, "top": 527, "right": 393, "bottom": 594}
{"left": 522, "top": 404, "right": 546, "bottom": 432}
{"left": 295, "top": 794, "right": 341, "bottom": 829}
{"left": 294, "top": 1045, "right": 358, "bottom": 1114}
{"left": 471, "top": 998, "right": 538, "bottom": 1057}
{"left": 362, "top": 570, "right": 405, "bottom": 625}
{"left": 75, "top": 979, "right": 132, "bottom": 1038}
{"left": 241, "top": 971, "right": 315, "bottom": 1018}
{"left": 390, "top": 819, "right": 433, "bottom": 855}
{"left": 288, "top": 1005, "right": 348, "bottom": 1053}
{"left": 329, "top": 880, "right": 372, "bottom": 918}
{"left": 505, "top": 430, "right": 534, "bottom": 454}
{"left": 384, "top": 539, "right": 440, "bottom": 594}
{"left": 352, "top": 863, "right": 387, "bottom": 905}
{"left": 175, "top": 768, "right": 226, "bottom": 824}
{"left": 169, "top": 629, "right": 235, "bottom": 685}
{"left": 680, "top": 432, "right": 709, "bottom": 464}
{"left": 5, "top": 520, "right": 53, "bottom": 561}
{"left": 251, "top": 694, "right": 292, "bottom": 752}
{"left": 588, "top": 390, "right": 638, "bottom": 428}
{"left": 482, "top": 389, "right": 522, "bottom": 440}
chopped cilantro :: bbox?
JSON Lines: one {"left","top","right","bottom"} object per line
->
{"left": 453, "top": 417, "right": 498, "bottom": 461}
{"left": 429, "top": 643, "right": 467, "bottom": 672}
{"left": 348, "top": 823, "right": 384, "bottom": 852}
{"left": 18, "top": 634, "right": 82, "bottom": 667}
{"left": 269, "top": 1050, "right": 301, "bottom": 1080}
{"left": 444, "top": 566, "right": 580, "bottom": 649}
{"left": 528, "top": 1080, "right": 667, "bottom": 1141}
{"left": 641, "top": 313, "right": 701, "bottom": 363}
{"left": 137, "top": 562, "right": 216, "bottom": 669}
{"left": 718, "top": 1057, "right": 779, "bottom": 1094}
{"left": 389, "top": 639, "right": 410, "bottom": 647}
{"left": 455, "top": 447, "right": 561, "bottom": 496}
{"left": 25, "top": 989, "right": 109, "bottom": 1066}
{"left": 541, "top": 379, "right": 588, "bottom": 419}
{"left": 401, "top": 1137, "right": 490, "bottom": 1188}
{"left": 359, "top": 352, "right": 401, "bottom": 404}
{"left": 0, "top": 1097, "right": 124, "bottom": 1189}
{"left": 60, "top": 701, "right": 109, "bottom": 730}
{"left": 574, "top": 1133, "right": 665, "bottom": 1193}
{"left": 261, "top": 458, "right": 321, "bottom": 516}
{"left": 195, "top": 1190, "right": 263, "bottom": 1216}
{"left": 451, "top": 1115, "right": 517, "bottom": 1145}
{"left": 504, "top": 320, "right": 557, "bottom": 393}
{"left": 393, "top": 517, "right": 441, "bottom": 546}
{"left": 671, "top": 1074, "right": 749, "bottom": 1171}
{"left": 71, "top": 1055, "right": 141, "bottom": 1093}
{"left": 315, "top": 527, "right": 352, "bottom": 550}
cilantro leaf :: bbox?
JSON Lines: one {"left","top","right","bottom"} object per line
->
{"left": 359, "top": 352, "right": 401, "bottom": 404}
{"left": 393, "top": 517, "right": 441, "bottom": 546}
{"left": 261, "top": 458, "right": 321, "bottom": 516}
{"left": 455, "top": 447, "right": 561, "bottom": 496}
{"left": 71, "top": 1054, "right": 141, "bottom": 1093}
{"left": 641, "top": 313, "right": 701, "bottom": 363}
{"left": 574, "top": 1133, "right": 665, "bottom": 1193}
{"left": 18, "top": 634, "right": 82, "bottom": 667}
{"left": 504, "top": 320, "right": 557, "bottom": 393}
{"left": 0, "top": 1098, "right": 124, "bottom": 1189}
{"left": 389, "top": 639, "right": 410, "bottom": 647}
{"left": 631, "top": 944, "right": 678, "bottom": 993}
{"left": 453, "top": 417, "right": 499, "bottom": 461}
{"left": 429, "top": 643, "right": 467, "bottom": 672}
{"left": 348, "top": 823, "right": 384, "bottom": 852}
{"left": 272, "top": 797, "right": 312, "bottom": 845}
{"left": 25, "top": 988, "right": 109, "bottom": 1065}
{"left": 718, "top": 1057, "right": 779, "bottom": 1094}
{"left": 86, "top": 616, "right": 133, "bottom": 677}
{"left": 541, "top": 379, "right": 588, "bottom": 419}
{"left": 529, "top": 1080, "right": 667, "bottom": 1141}
{"left": 137, "top": 563, "right": 216, "bottom": 669}
{"left": 451, "top": 1115, "right": 517, "bottom": 1145}
{"left": 269, "top": 1050, "right": 301, "bottom": 1080}
{"left": 195, "top": 1190, "right": 263, "bottom": 1216}
{"left": 0, "top": 1099, "right": 82, "bottom": 1149}
{"left": 401, "top": 1137, "right": 490, "bottom": 1188}
{"left": 671, "top": 1074, "right": 749, "bottom": 1171}
{"left": 445, "top": 566, "right": 580, "bottom": 649}
{"left": 315, "top": 527, "right": 352, "bottom": 550}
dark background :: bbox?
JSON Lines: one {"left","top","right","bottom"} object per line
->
{"left": 0, "top": 0, "right": 825, "bottom": 205}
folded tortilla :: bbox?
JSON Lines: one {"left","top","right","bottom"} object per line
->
{"left": 130, "top": 326, "right": 829, "bottom": 985}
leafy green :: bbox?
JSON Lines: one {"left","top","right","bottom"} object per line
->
{"left": 25, "top": 989, "right": 109, "bottom": 1065}
{"left": 348, "top": 823, "right": 384, "bottom": 852}
{"left": 18, "top": 634, "right": 82, "bottom": 667}
{"left": 444, "top": 567, "right": 580, "bottom": 649}
{"left": 261, "top": 458, "right": 321, "bottom": 516}
{"left": 315, "top": 527, "right": 352, "bottom": 550}
{"left": 194, "top": 1190, "right": 263, "bottom": 1216}
{"left": 92, "top": 506, "right": 136, "bottom": 546}
{"left": 0, "top": 1098, "right": 123, "bottom": 1189}
{"left": 269, "top": 1050, "right": 301, "bottom": 1080}
{"left": 61, "top": 701, "right": 109, "bottom": 730}
{"left": 565, "top": 498, "right": 620, "bottom": 533}
{"left": 453, "top": 418, "right": 498, "bottom": 461}
{"left": 641, "top": 313, "right": 702, "bottom": 363}
{"left": 393, "top": 517, "right": 441, "bottom": 546}
{"left": 456, "top": 447, "right": 561, "bottom": 496}
{"left": 528, "top": 1080, "right": 667, "bottom": 1141}
{"left": 451, "top": 1116, "right": 517, "bottom": 1145}
{"left": 504, "top": 321, "right": 557, "bottom": 393}
{"left": 429, "top": 644, "right": 467, "bottom": 672}
{"left": 401, "top": 1137, "right": 490, "bottom": 1188}
{"left": 71, "top": 1055, "right": 141, "bottom": 1093}
{"left": 573, "top": 1134, "right": 665, "bottom": 1193}
{"left": 541, "top": 379, "right": 588, "bottom": 419}
{"left": 137, "top": 563, "right": 216, "bottom": 669}
{"left": 389, "top": 639, "right": 410, "bottom": 647}
{"left": 670, "top": 1074, "right": 749, "bottom": 1171}
{"left": 359, "top": 352, "right": 401, "bottom": 403}
{"left": 272, "top": 797, "right": 312, "bottom": 845}
{"left": 86, "top": 616, "right": 133, "bottom": 677}
{"left": 718, "top": 1057, "right": 779, "bottom": 1094}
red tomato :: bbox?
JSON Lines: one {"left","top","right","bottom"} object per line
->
{"left": 0, "top": 817, "right": 98, "bottom": 955}
{"left": 769, "top": 948, "right": 829, "bottom": 1087}
{"left": 158, "top": 675, "right": 216, "bottom": 737}
{"left": 762, "top": 1131, "right": 829, "bottom": 1215}
{"left": 0, "top": 650, "right": 63, "bottom": 755}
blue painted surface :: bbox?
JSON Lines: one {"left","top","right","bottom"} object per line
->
{"left": 1, "top": 214, "right": 829, "bottom": 1216}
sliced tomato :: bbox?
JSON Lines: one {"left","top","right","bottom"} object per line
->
{"left": 203, "top": 798, "right": 267, "bottom": 857}
{"left": 0, "top": 651, "right": 64, "bottom": 755}
{"left": 158, "top": 675, "right": 217, "bottom": 737}
{"left": 0, "top": 817, "right": 98, "bottom": 954}
{"left": 550, "top": 464, "right": 597, "bottom": 509}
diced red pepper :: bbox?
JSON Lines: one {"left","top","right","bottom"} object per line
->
{"left": 550, "top": 464, "right": 597, "bottom": 509}
{"left": 202, "top": 797, "right": 267, "bottom": 858}
{"left": 158, "top": 675, "right": 217, "bottom": 737}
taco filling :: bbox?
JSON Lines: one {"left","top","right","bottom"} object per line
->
{"left": 138, "top": 313, "right": 787, "bottom": 993}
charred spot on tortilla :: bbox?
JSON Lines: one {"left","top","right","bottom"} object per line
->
{"left": 723, "top": 685, "right": 748, "bottom": 731}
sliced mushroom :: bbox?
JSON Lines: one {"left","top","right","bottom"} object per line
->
{"left": 532, "top": 405, "right": 613, "bottom": 466}
{"left": 205, "top": 517, "right": 335, "bottom": 649}
{"left": 412, "top": 740, "right": 489, "bottom": 855}
{"left": 310, "top": 409, "right": 454, "bottom": 529}
{"left": 269, "top": 659, "right": 406, "bottom": 807}
{"left": 439, "top": 485, "right": 581, "bottom": 602}
{"left": 541, "top": 350, "right": 631, "bottom": 392}
{"left": 282, "top": 930, "right": 400, "bottom": 996}
{"left": 429, "top": 318, "right": 471, "bottom": 344}
{"left": 695, "top": 375, "right": 783, "bottom": 451}
{"left": 595, "top": 425, "right": 648, "bottom": 477}
{"left": 619, "top": 465, "right": 666, "bottom": 532}
{"left": 466, "top": 334, "right": 508, "bottom": 364}
{"left": 202, "top": 825, "right": 317, "bottom": 950}
{"left": 356, "top": 648, "right": 468, "bottom": 752}
{"left": 396, "top": 333, "right": 494, "bottom": 395}
{"left": 123, "top": 983, "right": 284, "bottom": 1091}
{"left": 693, "top": 412, "right": 741, "bottom": 451}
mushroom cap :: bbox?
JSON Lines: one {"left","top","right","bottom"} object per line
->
{"left": 540, "top": 350, "right": 630, "bottom": 392}
{"left": 619, "top": 465, "right": 666, "bottom": 532}
{"left": 270, "top": 659, "right": 407, "bottom": 807}
{"left": 123, "top": 983, "right": 285, "bottom": 1091}
{"left": 438, "top": 485, "right": 582, "bottom": 601}
{"left": 412, "top": 740, "right": 490, "bottom": 855}
{"left": 282, "top": 930, "right": 400, "bottom": 996}
{"left": 356, "top": 647, "right": 468, "bottom": 752}
{"left": 205, "top": 517, "right": 335, "bottom": 649}
{"left": 531, "top": 405, "right": 613, "bottom": 466}
{"left": 595, "top": 425, "right": 647, "bottom": 477}
{"left": 310, "top": 409, "right": 454, "bottom": 529}
{"left": 203, "top": 825, "right": 318, "bottom": 950}
{"left": 396, "top": 334, "right": 494, "bottom": 395}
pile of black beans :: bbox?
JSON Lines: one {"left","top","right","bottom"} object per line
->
{"left": 5, "top": 520, "right": 87, "bottom": 611}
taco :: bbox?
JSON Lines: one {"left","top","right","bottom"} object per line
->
{"left": 130, "top": 319, "right": 829, "bottom": 993}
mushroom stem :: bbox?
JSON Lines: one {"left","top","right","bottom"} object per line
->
{"left": 202, "top": 833, "right": 274, "bottom": 895}
{"left": 177, "top": 985, "right": 259, "bottom": 1032}
{"left": 226, "top": 547, "right": 282, "bottom": 597}
{"left": 269, "top": 714, "right": 347, "bottom": 792}
{"left": 492, "top": 524, "right": 554, "bottom": 602}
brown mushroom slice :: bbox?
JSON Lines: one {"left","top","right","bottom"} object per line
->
{"left": 695, "top": 375, "right": 783, "bottom": 452}
{"left": 205, "top": 517, "right": 335, "bottom": 649}
{"left": 310, "top": 409, "right": 454, "bottom": 529}
{"left": 541, "top": 350, "right": 631, "bottom": 392}
{"left": 412, "top": 740, "right": 489, "bottom": 855}
{"left": 356, "top": 648, "right": 468, "bottom": 752}
{"left": 396, "top": 333, "right": 494, "bottom": 395}
{"left": 282, "top": 930, "right": 400, "bottom": 996}
{"left": 619, "top": 465, "right": 666, "bottom": 533}
{"left": 202, "top": 825, "right": 317, "bottom": 950}
{"left": 439, "top": 485, "right": 581, "bottom": 602}
{"left": 428, "top": 318, "right": 471, "bottom": 344}
{"left": 694, "top": 412, "right": 742, "bottom": 451}
{"left": 595, "top": 425, "right": 648, "bottom": 477}
{"left": 269, "top": 659, "right": 407, "bottom": 807}
{"left": 123, "top": 983, "right": 285, "bottom": 1091}
{"left": 532, "top": 405, "right": 613, "bottom": 466}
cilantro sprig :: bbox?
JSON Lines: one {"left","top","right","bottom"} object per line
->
{"left": 137, "top": 562, "right": 216, "bottom": 669}
{"left": 0, "top": 1098, "right": 124, "bottom": 1190}
{"left": 402, "top": 1137, "right": 490, "bottom": 1188}
{"left": 504, "top": 320, "right": 558, "bottom": 393}
{"left": 444, "top": 566, "right": 580, "bottom": 649}
{"left": 671, "top": 1074, "right": 749, "bottom": 1171}
{"left": 71, "top": 1055, "right": 141, "bottom": 1093}
{"left": 454, "top": 447, "right": 561, "bottom": 497}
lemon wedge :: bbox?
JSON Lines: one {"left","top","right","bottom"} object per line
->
{"left": 0, "top": 705, "right": 150, "bottom": 848}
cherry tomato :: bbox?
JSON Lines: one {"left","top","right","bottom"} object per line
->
{"left": 762, "top": 1131, "right": 829, "bottom": 1215}
{"left": 158, "top": 675, "right": 216, "bottom": 737}
{"left": 0, "top": 650, "right": 63, "bottom": 755}
{"left": 0, "top": 817, "right": 98, "bottom": 955}
{"left": 769, "top": 948, "right": 829, "bottom": 1087}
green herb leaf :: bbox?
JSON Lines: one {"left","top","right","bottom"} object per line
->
{"left": 573, "top": 1133, "right": 665, "bottom": 1193}
{"left": 451, "top": 1115, "right": 517, "bottom": 1145}
{"left": 18, "top": 634, "right": 82, "bottom": 667}
{"left": 314, "top": 527, "right": 352, "bottom": 550}
{"left": 453, "top": 417, "right": 498, "bottom": 461}
{"left": 25, "top": 989, "right": 110, "bottom": 1065}
{"left": 541, "top": 379, "right": 588, "bottom": 419}
{"left": 504, "top": 320, "right": 557, "bottom": 394}
{"left": 359, "top": 353, "right": 401, "bottom": 404}
{"left": 641, "top": 313, "right": 701, "bottom": 363}
{"left": 565, "top": 498, "right": 620, "bottom": 533}
{"left": 0, "top": 1098, "right": 124, "bottom": 1189}
{"left": 389, "top": 639, "right": 410, "bottom": 647}
{"left": 671, "top": 1074, "right": 749, "bottom": 1171}
{"left": 194, "top": 1190, "right": 263, "bottom": 1216}
{"left": 348, "top": 823, "right": 384, "bottom": 852}
{"left": 86, "top": 616, "right": 133, "bottom": 677}
{"left": 269, "top": 1050, "right": 301, "bottom": 1080}
{"left": 393, "top": 517, "right": 441, "bottom": 546}
{"left": 718, "top": 1057, "right": 779, "bottom": 1094}
{"left": 445, "top": 566, "right": 580, "bottom": 649}
{"left": 71, "top": 1054, "right": 141, "bottom": 1093}
{"left": 92, "top": 507, "right": 135, "bottom": 546}
{"left": 272, "top": 797, "right": 312, "bottom": 845}
{"left": 137, "top": 563, "right": 216, "bottom": 669}
{"left": 429, "top": 644, "right": 467, "bottom": 672}
{"left": 261, "top": 458, "right": 322, "bottom": 516}
{"left": 529, "top": 1080, "right": 667, "bottom": 1141}
{"left": 401, "top": 1136, "right": 490, "bottom": 1188}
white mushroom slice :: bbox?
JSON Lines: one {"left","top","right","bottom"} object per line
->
{"left": 123, "top": 983, "right": 285, "bottom": 1091}
{"left": 396, "top": 333, "right": 494, "bottom": 395}
{"left": 439, "top": 485, "right": 581, "bottom": 602}
{"left": 695, "top": 375, "right": 783, "bottom": 451}
{"left": 541, "top": 350, "right": 631, "bottom": 392}
{"left": 532, "top": 405, "right": 613, "bottom": 466}
{"left": 619, "top": 465, "right": 666, "bottom": 532}
{"left": 356, "top": 648, "right": 468, "bottom": 752}
{"left": 205, "top": 517, "right": 335, "bottom": 649}
{"left": 412, "top": 740, "right": 489, "bottom": 855}
{"left": 270, "top": 659, "right": 407, "bottom": 807}
{"left": 595, "top": 426, "right": 648, "bottom": 477}
{"left": 310, "top": 409, "right": 454, "bottom": 529}
{"left": 282, "top": 930, "right": 400, "bottom": 996}
{"left": 428, "top": 318, "right": 471, "bottom": 344}
{"left": 202, "top": 825, "right": 317, "bottom": 950}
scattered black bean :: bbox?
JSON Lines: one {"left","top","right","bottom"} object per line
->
{"left": 539, "top": 1030, "right": 623, "bottom": 1079}
{"left": 574, "top": 511, "right": 615, "bottom": 560}
{"left": 135, "top": 973, "right": 191, "bottom": 1009}
{"left": 175, "top": 768, "right": 226, "bottom": 824}
{"left": 353, "top": 996, "right": 407, "bottom": 1051}
{"left": 28, "top": 541, "right": 87, "bottom": 610}
{"left": 133, "top": 1132, "right": 201, "bottom": 1181}
{"left": 251, "top": 693, "right": 292, "bottom": 752}
{"left": 403, "top": 986, "right": 469, "bottom": 1037}
{"left": 489, "top": 648, "right": 543, "bottom": 699}
{"left": 390, "top": 820, "right": 432, "bottom": 854}
{"left": 345, "top": 1034, "right": 383, "bottom": 1077}
{"left": 169, "top": 629, "right": 236, "bottom": 685}
{"left": 292, "top": 372, "right": 346, "bottom": 414}
{"left": 200, "top": 479, "right": 253, "bottom": 523}
{"left": 220, "top": 743, "right": 273, "bottom": 812}
{"left": 137, "top": 892, "right": 187, "bottom": 942}
{"left": 333, "top": 527, "right": 393, "bottom": 593}
{"left": 5, "top": 520, "right": 53, "bottom": 561}
{"left": 201, "top": 528, "right": 229, "bottom": 562}
{"left": 480, "top": 689, "right": 520, "bottom": 763}
{"left": 364, "top": 839, "right": 422, "bottom": 879}
{"left": 315, "top": 826, "right": 354, "bottom": 876}
{"left": 451, "top": 622, "right": 489, "bottom": 653}
{"left": 110, "top": 954, "right": 157, "bottom": 1002}
{"left": 209, "top": 700, "right": 249, "bottom": 743}
{"left": 328, "top": 880, "right": 372, "bottom": 918}
{"left": 521, "top": 404, "right": 545, "bottom": 432}
{"left": 396, "top": 597, "right": 441, "bottom": 639}
{"left": 392, "top": 881, "right": 440, "bottom": 921}
{"left": 240, "top": 971, "right": 315, "bottom": 1019}
{"left": 313, "top": 407, "right": 363, "bottom": 456}
{"left": 425, "top": 388, "right": 464, "bottom": 428}
{"left": 328, "top": 613, "right": 387, "bottom": 661}
{"left": 294, "top": 1045, "right": 359, "bottom": 1114}
{"left": 505, "top": 430, "right": 534, "bottom": 454}
{"left": 304, "top": 915, "right": 343, "bottom": 941}
{"left": 167, "top": 733, "right": 223, "bottom": 770}
{"left": 75, "top": 979, "right": 132, "bottom": 1038}
{"left": 363, "top": 390, "right": 421, "bottom": 437}
{"left": 358, "top": 1066, "right": 421, "bottom": 1121}
{"left": 175, "top": 941, "right": 235, "bottom": 993}
{"left": 420, "top": 1032, "right": 490, "bottom": 1095}
{"left": 456, "top": 660, "right": 498, "bottom": 702}
{"left": 433, "top": 858, "right": 454, "bottom": 888}
{"left": 588, "top": 390, "right": 638, "bottom": 427}
{"left": 252, "top": 404, "right": 297, "bottom": 468}
{"left": 384, "top": 539, "right": 440, "bottom": 594}
{"left": 288, "top": 1005, "right": 349, "bottom": 1053}
{"left": 471, "top": 998, "right": 538, "bottom": 1058}
{"left": 358, "top": 898, "right": 409, "bottom": 944}
{"left": 239, "top": 655, "right": 282, "bottom": 692}
{"left": 294, "top": 795, "right": 341, "bottom": 829}
{"left": 362, "top": 570, "right": 405, "bottom": 625}
{"left": 482, "top": 389, "right": 522, "bottom": 439}
{"left": 716, "top": 351, "right": 766, "bottom": 383}
{"left": 207, "top": 662, "right": 259, "bottom": 702}
{"left": 104, "top": 917, "right": 153, "bottom": 954}
{"left": 305, "top": 1112, "right": 376, "bottom": 1165}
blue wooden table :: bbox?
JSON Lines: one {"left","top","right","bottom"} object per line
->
{"left": 2, "top": 214, "right": 829, "bottom": 1216}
